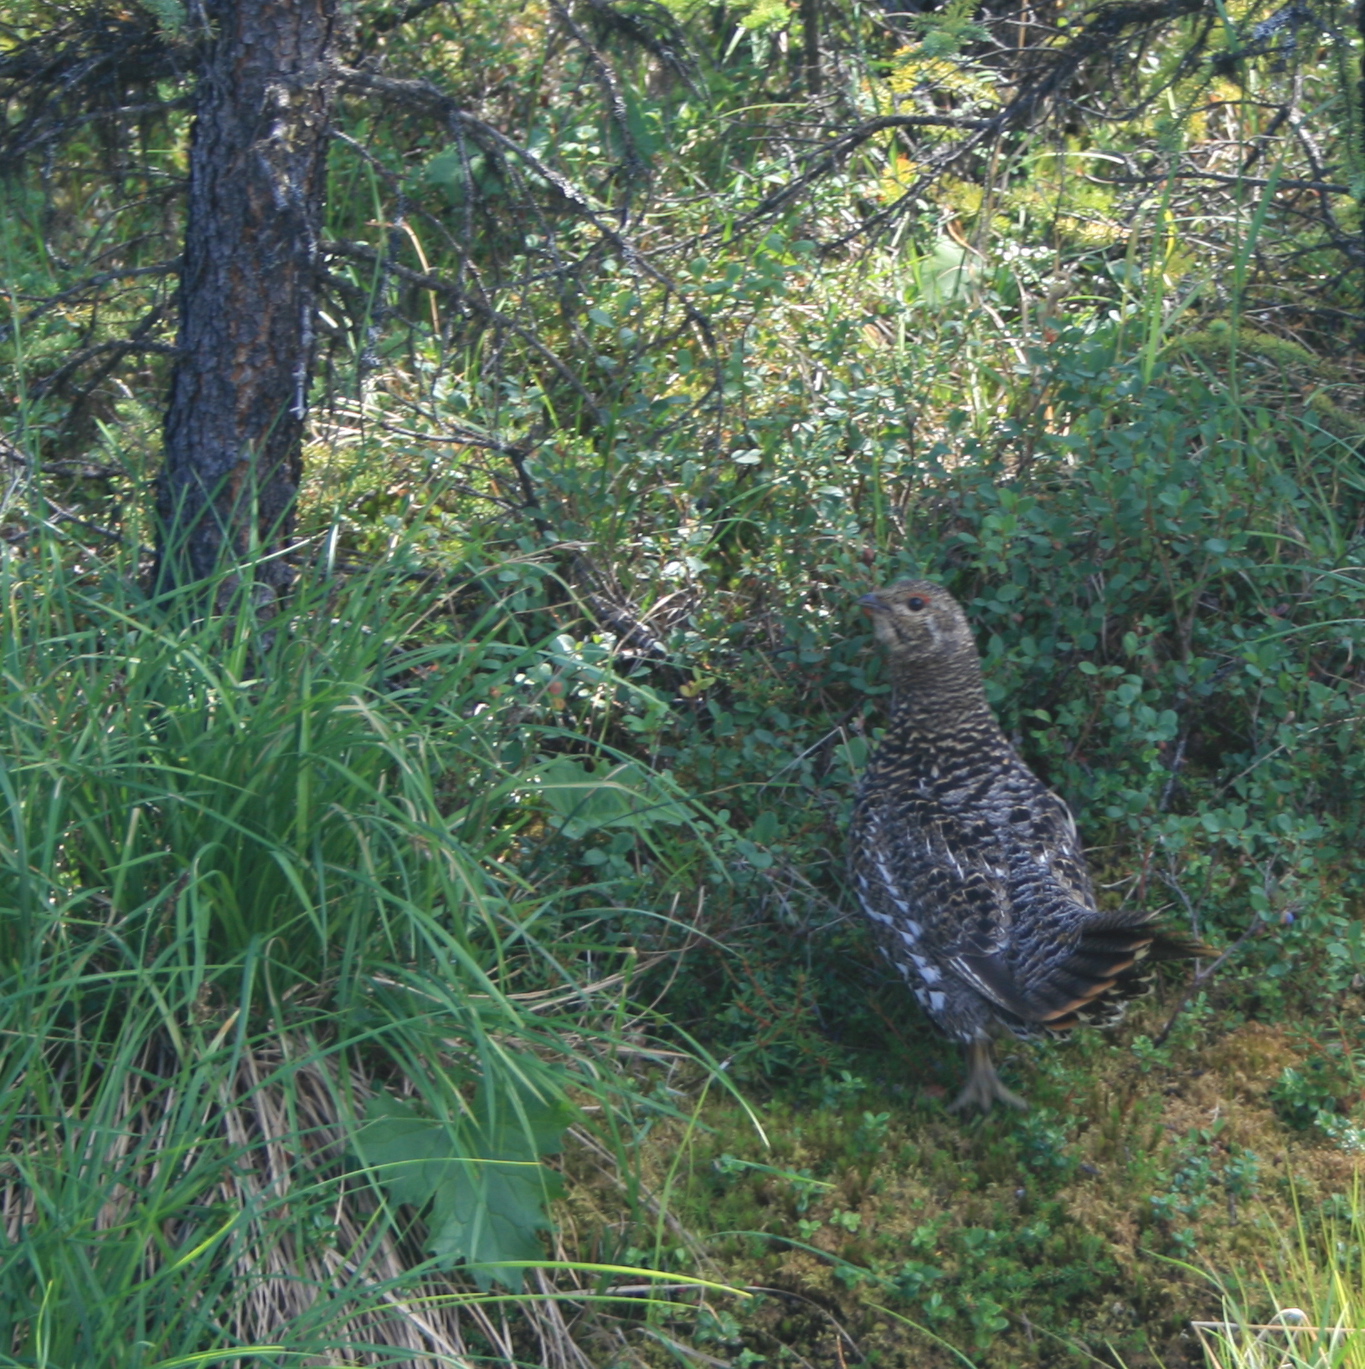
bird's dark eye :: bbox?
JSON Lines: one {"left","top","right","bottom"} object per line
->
{"left": 906, "top": 596, "right": 927, "bottom": 611}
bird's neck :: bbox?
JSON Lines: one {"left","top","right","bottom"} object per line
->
{"left": 886, "top": 656, "right": 1001, "bottom": 744}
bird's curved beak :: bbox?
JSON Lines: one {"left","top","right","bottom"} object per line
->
{"left": 859, "top": 593, "right": 886, "bottom": 616}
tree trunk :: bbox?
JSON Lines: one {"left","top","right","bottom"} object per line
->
{"left": 156, "top": 0, "right": 339, "bottom": 594}
{"left": 799, "top": 0, "right": 822, "bottom": 95}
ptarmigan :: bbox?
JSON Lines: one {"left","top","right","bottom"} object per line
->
{"left": 850, "top": 579, "right": 1197, "bottom": 1113}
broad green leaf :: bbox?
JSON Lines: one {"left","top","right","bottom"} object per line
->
{"left": 357, "top": 1069, "right": 572, "bottom": 1290}
{"left": 537, "top": 758, "right": 689, "bottom": 835}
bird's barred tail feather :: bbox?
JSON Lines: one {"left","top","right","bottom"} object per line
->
{"left": 952, "top": 924, "right": 1211, "bottom": 1035}
{"left": 1043, "top": 927, "right": 1212, "bottom": 1031}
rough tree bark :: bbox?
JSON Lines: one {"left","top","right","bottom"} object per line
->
{"left": 156, "top": 0, "right": 340, "bottom": 593}
{"left": 799, "top": 0, "right": 822, "bottom": 95}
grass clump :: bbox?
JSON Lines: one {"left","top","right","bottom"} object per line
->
{"left": 1195, "top": 1182, "right": 1365, "bottom": 1369}
{"left": 0, "top": 526, "right": 727, "bottom": 1365}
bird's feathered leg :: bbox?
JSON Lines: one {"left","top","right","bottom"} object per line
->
{"left": 947, "top": 1039, "right": 1028, "bottom": 1114}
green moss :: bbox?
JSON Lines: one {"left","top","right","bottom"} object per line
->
{"left": 566, "top": 1011, "right": 1365, "bottom": 1367}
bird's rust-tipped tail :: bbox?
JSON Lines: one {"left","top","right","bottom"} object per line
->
{"left": 1040, "top": 925, "right": 1213, "bottom": 1030}
{"left": 951, "top": 924, "right": 1214, "bottom": 1034}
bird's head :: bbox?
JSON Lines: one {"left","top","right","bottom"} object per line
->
{"left": 859, "top": 580, "right": 979, "bottom": 678}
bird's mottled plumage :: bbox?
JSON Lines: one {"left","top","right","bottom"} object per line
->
{"left": 850, "top": 579, "right": 1194, "bottom": 1113}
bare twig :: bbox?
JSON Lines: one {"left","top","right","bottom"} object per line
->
{"left": 0, "top": 259, "right": 179, "bottom": 344}
{"left": 28, "top": 304, "right": 173, "bottom": 397}
{"left": 1101, "top": 171, "right": 1352, "bottom": 194}
{"left": 1152, "top": 917, "right": 1266, "bottom": 1046}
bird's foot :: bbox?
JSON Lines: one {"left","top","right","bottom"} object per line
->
{"left": 946, "top": 1040, "right": 1028, "bottom": 1114}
